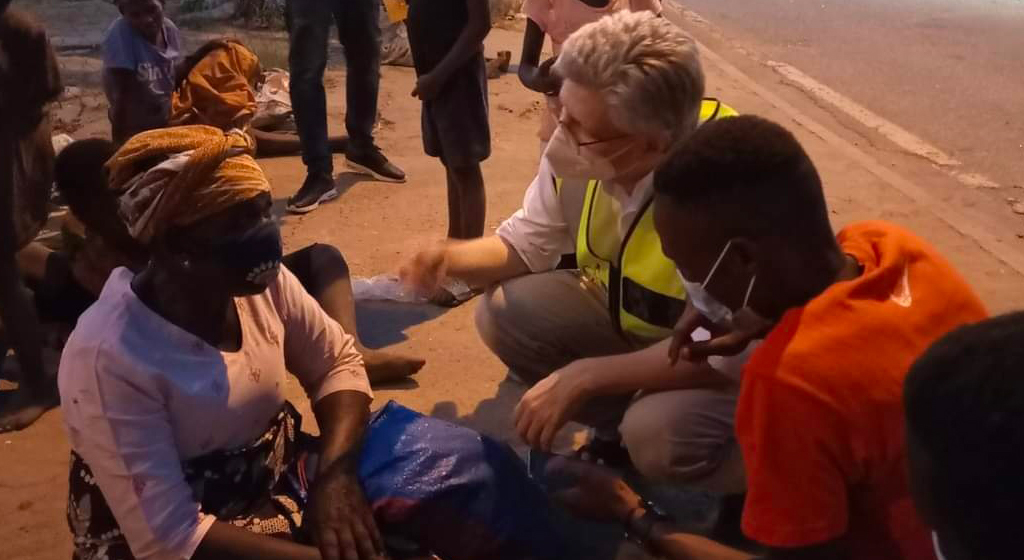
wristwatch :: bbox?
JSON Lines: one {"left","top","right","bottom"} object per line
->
{"left": 624, "top": 498, "right": 675, "bottom": 555}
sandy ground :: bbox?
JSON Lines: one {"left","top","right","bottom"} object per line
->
{"left": 2, "top": 1, "right": 1024, "bottom": 559}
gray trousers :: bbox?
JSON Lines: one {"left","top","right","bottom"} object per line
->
{"left": 476, "top": 270, "right": 745, "bottom": 493}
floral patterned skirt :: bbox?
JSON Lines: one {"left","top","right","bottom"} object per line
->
{"left": 67, "top": 402, "right": 317, "bottom": 560}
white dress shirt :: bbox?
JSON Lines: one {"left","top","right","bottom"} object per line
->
{"left": 496, "top": 156, "right": 655, "bottom": 273}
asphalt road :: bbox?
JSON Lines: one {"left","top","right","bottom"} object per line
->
{"left": 674, "top": 0, "right": 1024, "bottom": 189}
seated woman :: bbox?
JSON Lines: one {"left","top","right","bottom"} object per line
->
{"left": 47, "top": 137, "right": 422, "bottom": 383}
{"left": 59, "top": 125, "right": 389, "bottom": 560}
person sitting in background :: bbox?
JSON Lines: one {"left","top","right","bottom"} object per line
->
{"left": 103, "top": 0, "right": 182, "bottom": 144}
{"left": 904, "top": 312, "right": 1024, "bottom": 560}
{"left": 547, "top": 115, "right": 987, "bottom": 560}
{"left": 49, "top": 137, "right": 423, "bottom": 384}
{"left": 0, "top": 1, "right": 64, "bottom": 432}
{"left": 61, "top": 125, "right": 385, "bottom": 560}
{"left": 518, "top": 0, "right": 661, "bottom": 152}
{"left": 406, "top": 0, "right": 491, "bottom": 240}
{"left": 404, "top": 11, "right": 745, "bottom": 491}
{"left": 171, "top": 38, "right": 349, "bottom": 158}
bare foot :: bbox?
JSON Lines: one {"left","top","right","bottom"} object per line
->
{"left": 0, "top": 385, "right": 59, "bottom": 433}
{"left": 364, "top": 350, "right": 425, "bottom": 385}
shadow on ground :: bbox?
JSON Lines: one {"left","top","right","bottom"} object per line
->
{"left": 356, "top": 300, "right": 448, "bottom": 349}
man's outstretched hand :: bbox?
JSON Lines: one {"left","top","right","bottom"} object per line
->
{"left": 399, "top": 243, "right": 450, "bottom": 297}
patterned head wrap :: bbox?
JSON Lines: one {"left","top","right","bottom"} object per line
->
{"left": 106, "top": 125, "right": 271, "bottom": 244}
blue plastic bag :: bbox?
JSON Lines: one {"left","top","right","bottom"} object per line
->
{"left": 358, "top": 401, "right": 568, "bottom": 560}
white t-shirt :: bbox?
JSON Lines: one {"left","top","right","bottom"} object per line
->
{"left": 58, "top": 266, "right": 371, "bottom": 560}
{"left": 496, "top": 156, "right": 655, "bottom": 274}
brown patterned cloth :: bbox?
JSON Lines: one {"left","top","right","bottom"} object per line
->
{"left": 105, "top": 124, "right": 271, "bottom": 244}
{"left": 0, "top": 7, "right": 62, "bottom": 249}
{"left": 68, "top": 402, "right": 316, "bottom": 560}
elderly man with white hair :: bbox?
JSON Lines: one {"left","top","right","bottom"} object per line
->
{"left": 403, "top": 10, "right": 745, "bottom": 490}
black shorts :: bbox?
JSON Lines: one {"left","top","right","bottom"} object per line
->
{"left": 421, "top": 55, "right": 491, "bottom": 168}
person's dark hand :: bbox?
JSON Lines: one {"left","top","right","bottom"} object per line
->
{"left": 307, "top": 467, "right": 385, "bottom": 560}
{"left": 547, "top": 456, "right": 642, "bottom": 523}
{"left": 411, "top": 72, "right": 444, "bottom": 101}
{"left": 668, "top": 300, "right": 773, "bottom": 365}
{"left": 524, "top": 57, "right": 561, "bottom": 95}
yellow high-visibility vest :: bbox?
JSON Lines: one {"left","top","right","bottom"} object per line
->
{"left": 556, "top": 98, "right": 738, "bottom": 343}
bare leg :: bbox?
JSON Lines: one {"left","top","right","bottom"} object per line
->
{"left": 0, "top": 118, "right": 58, "bottom": 431}
{"left": 284, "top": 244, "right": 425, "bottom": 384}
{"left": 253, "top": 129, "right": 349, "bottom": 158}
{"left": 447, "top": 163, "right": 486, "bottom": 240}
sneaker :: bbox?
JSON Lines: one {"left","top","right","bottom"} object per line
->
{"left": 286, "top": 173, "right": 339, "bottom": 214}
{"left": 346, "top": 147, "right": 406, "bottom": 183}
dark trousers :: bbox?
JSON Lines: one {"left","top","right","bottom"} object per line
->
{"left": 286, "top": 0, "right": 381, "bottom": 175}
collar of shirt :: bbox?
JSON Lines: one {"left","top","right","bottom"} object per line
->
{"left": 602, "top": 172, "right": 655, "bottom": 238}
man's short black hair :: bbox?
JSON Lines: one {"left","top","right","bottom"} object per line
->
{"left": 904, "top": 312, "right": 1024, "bottom": 558}
{"left": 653, "top": 115, "right": 834, "bottom": 251}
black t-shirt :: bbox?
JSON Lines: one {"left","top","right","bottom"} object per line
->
{"left": 406, "top": 0, "right": 469, "bottom": 75}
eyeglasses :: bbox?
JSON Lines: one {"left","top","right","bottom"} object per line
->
{"left": 558, "top": 119, "right": 630, "bottom": 151}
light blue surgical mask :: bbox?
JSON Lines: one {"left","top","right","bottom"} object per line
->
{"left": 680, "top": 240, "right": 757, "bottom": 326}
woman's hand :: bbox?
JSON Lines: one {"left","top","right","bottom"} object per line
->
{"left": 547, "top": 456, "right": 642, "bottom": 523}
{"left": 514, "top": 360, "right": 593, "bottom": 451}
{"left": 307, "top": 466, "right": 384, "bottom": 560}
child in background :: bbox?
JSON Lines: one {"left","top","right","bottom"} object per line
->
{"left": 406, "top": 0, "right": 491, "bottom": 240}
{"left": 102, "top": 0, "right": 181, "bottom": 144}
{"left": 518, "top": 0, "right": 662, "bottom": 150}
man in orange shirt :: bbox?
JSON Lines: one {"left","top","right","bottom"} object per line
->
{"left": 547, "top": 115, "right": 987, "bottom": 560}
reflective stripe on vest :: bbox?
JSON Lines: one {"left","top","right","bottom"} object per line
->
{"left": 554, "top": 98, "right": 738, "bottom": 343}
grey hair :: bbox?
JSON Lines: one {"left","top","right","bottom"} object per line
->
{"left": 554, "top": 11, "right": 706, "bottom": 147}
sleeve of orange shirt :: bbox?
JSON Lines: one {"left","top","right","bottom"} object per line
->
{"left": 739, "top": 371, "right": 858, "bottom": 548}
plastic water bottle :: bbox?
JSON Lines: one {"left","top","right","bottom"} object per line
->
{"left": 351, "top": 274, "right": 425, "bottom": 303}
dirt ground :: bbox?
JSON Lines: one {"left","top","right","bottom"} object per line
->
{"left": 3, "top": 1, "right": 1024, "bottom": 559}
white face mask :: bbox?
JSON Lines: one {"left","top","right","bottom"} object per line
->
{"left": 680, "top": 276, "right": 733, "bottom": 325}
{"left": 544, "top": 124, "right": 628, "bottom": 182}
{"left": 932, "top": 532, "right": 948, "bottom": 560}
{"left": 681, "top": 239, "right": 759, "bottom": 326}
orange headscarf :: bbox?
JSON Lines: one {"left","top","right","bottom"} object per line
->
{"left": 106, "top": 125, "right": 271, "bottom": 244}
{"left": 170, "top": 39, "right": 261, "bottom": 132}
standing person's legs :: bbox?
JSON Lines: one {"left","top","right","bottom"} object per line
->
{"left": 285, "top": 0, "right": 339, "bottom": 213}
{"left": 0, "top": 155, "right": 52, "bottom": 432}
{"left": 445, "top": 165, "right": 486, "bottom": 239}
{"left": 282, "top": 244, "right": 425, "bottom": 384}
{"left": 475, "top": 270, "right": 635, "bottom": 433}
{"left": 286, "top": 0, "right": 333, "bottom": 178}
{"left": 334, "top": 0, "right": 406, "bottom": 182}
{"left": 426, "top": 57, "right": 490, "bottom": 240}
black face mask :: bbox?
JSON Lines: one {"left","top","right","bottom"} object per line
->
{"left": 200, "top": 220, "right": 283, "bottom": 293}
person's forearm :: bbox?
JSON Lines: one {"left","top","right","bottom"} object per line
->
{"left": 444, "top": 235, "right": 530, "bottom": 288}
{"left": 518, "top": 19, "right": 549, "bottom": 93}
{"left": 313, "top": 390, "right": 371, "bottom": 474}
{"left": 430, "top": 1, "right": 491, "bottom": 85}
{"left": 649, "top": 523, "right": 757, "bottom": 560}
{"left": 194, "top": 520, "right": 321, "bottom": 560}
{"left": 15, "top": 242, "right": 52, "bottom": 282}
{"left": 581, "top": 338, "right": 735, "bottom": 398}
